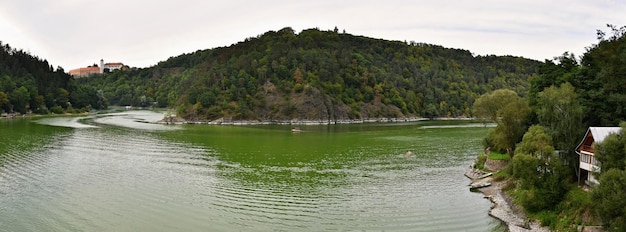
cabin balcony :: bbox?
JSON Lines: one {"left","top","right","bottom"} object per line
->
{"left": 579, "top": 152, "right": 601, "bottom": 172}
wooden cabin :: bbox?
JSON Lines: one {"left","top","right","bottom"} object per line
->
{"left": 575, "top": 127, "right": 621, "bottom": 186}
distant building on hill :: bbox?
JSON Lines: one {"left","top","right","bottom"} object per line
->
{"left": 101, "top": 59, "right": 125, "bottom": 73}
{"left": 68, "top": 59, "right": 126, "bottom": 77}
{"left": 68, "top": 66, "right": 101, "bottom": 77}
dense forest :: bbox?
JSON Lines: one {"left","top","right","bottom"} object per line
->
{"left": 76, "top": 27, "right": 541, "bottom": 122}
{"left": 474, "top": 25, "right": 626, "bottom": 231}
{"left": 0, "top": 42, "right": 106, "bottom": 115}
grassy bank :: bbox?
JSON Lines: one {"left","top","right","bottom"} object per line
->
{"left": 488, "top": 151, "right": 510, "bottom": 161}
{"left": 474, "top": 151, "right": 510, "bottom": 170}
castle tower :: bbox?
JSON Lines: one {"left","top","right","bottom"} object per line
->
{"left": 100, "top": 59, "right": 104, "bottom": 74}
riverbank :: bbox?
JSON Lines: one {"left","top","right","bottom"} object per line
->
{"left": 158, "top": 116, "right": 429, "bottom": 125}
{"left": 465, "top": 168, "right": 549, "bottom": 232}
{"left": 155, "top": 115, "right": 487, "bottom": 125}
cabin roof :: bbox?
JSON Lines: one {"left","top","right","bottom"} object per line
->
{"left": 589, "top": 127, "right": 622, "bottom": 143}
{"left": 575, "top": 127, "right": 621, "bottom": 154}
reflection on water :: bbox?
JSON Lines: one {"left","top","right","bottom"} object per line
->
{"left": 36, "top": 116, "right": 98, "bottom": 128}
{"left": 92, "top": 111, "right": 181, "bottom": 131}
{"left": 0, "top": 111, "right": 503, "bottom": 231}
{"left": 35, "top": 110, "right": 181, "bottom": 131}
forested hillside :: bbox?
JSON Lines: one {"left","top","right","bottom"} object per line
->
{"left": 0, "top": 42, "right": 106, "bottom": 115}
{"left": 76, "top": 27, "right": 541, "bottom": 122}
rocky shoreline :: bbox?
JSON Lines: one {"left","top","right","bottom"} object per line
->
{"left": 158, "top": 116, "right": 436, "bottom": 125}
{"left": 157, "top": 116, "right": 438, "bottom": 125}
{"left": 465, "top": 168, "right": 549, "bottom": 232}
{"left": 155, "top": 114, "right": 487, "bottom": 125}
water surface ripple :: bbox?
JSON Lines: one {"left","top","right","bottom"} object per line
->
{"left": 0, "top": 112, "right": 502, "bottom": 231}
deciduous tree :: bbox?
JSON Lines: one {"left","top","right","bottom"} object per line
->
{"left": 10, "top": 86, "right": 30, "bottom": 113}
{"left": 536, "top": 82, "right": 584, "bottom": 172}
{"left": 476, "top": 89, "right": 530, "bottom": 154}
{"left": 514, "top": 125, "right": 568, "bottom": 212}
{"left": 515, "top": 125, "right": 554, "bottom": 158}
{"left": 473, "top": 89, "right": 519, "bottom": 123}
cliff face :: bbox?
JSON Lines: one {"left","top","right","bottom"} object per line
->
{"left": 256, "top": 81, "right": 406, "bottom": 122}
{"left": 255, "top": 83, "right": 335, "bottom": 121}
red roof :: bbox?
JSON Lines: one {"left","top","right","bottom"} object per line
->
{"left": 69, "top": 67, "right": 100, "bottom": 72}
{"left": 104, "top": 62, "right": 124, "bottom": 66}
{"left": 68, "top": 66, "right": 101, "bottom": 76}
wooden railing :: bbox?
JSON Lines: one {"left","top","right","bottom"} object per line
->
{"left": 581, "top": 153, "right": 601, "bottom": 166}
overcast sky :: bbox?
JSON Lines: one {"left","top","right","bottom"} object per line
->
{"left": 1, "top": 0, "right": 625, "bottom": 70}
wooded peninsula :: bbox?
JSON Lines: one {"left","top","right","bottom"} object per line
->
{"left": 2, "top": 25, "right": 626, "bottom": 231}
{"left": 75, "top": 27, "right": 540, "bottom": 122}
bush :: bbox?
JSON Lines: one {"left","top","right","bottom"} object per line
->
{"left": 475, "top": 153, "right": 487, "bottom": 170}
{"left": 481, "top": 128, "right": 496, "bottom": 150}
{"left": 537, "top": 211, "right": 558, "bottom": 228}
{"left": 50, "top": 105, "right": 64, "bottom": 114}
{"left": 518, "top": 174, "right": 568, "bottom": 213}
{"left": 33, "top": 105, "right": 49, "bottom": 114}
{"left": 294, "top": 83, "right": 304, "bottom": 93}
{"left": 593, "top": 169, "right": 626, "bottom": 231}
{"left": 513, "top": 154, "right": 539, "bottom": 187}
{"left": 495, "top": 163, "right": 513, "bottom": 180}
{"left": 564, "top": 187, "right": 592, "bottom": 210}
{"left": 520, "top": 188, "right": 543, "bottom": 212}
{"left": 535, "top": 174, "right": 568, "bottom": 210}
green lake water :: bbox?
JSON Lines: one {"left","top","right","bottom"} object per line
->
{"left": 0, "top": 111, "right": 503, "bottom": 231}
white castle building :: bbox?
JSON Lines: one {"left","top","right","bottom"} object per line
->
{"left": 100, "top": 59, "right": 124, "bottom": 73}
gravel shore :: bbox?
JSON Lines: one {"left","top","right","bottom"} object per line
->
{"left": 480, "top": 181, "right": 549, "bottom": 232}
{"left": 466, "top": 169, "right": 549, "bottom": 232}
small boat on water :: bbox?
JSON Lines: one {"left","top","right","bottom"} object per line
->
{"left": 469, "top": 182, "right": 492, "bottom": 189}
{"left": 291, "top": 127, "right": 301, "bottom": 133}
{"left": 477, "top": 172, "right": 493, "bottom": 179}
